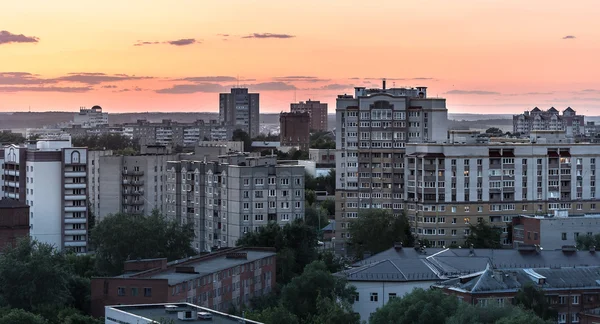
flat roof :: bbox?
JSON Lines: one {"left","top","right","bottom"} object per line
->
{"left": 108, "top": 303, "right": 261, "bottom": 324}
{"left": 137, "top": 250, "right": 275, "bottom": 285}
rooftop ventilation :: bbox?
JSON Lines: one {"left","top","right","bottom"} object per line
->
{"left": 394, "top": 242, "right": 403, "bottom": 250}
{"left": 561, "top": 245, "right": 577, "bottom": 253}
{"left": 225, "top": 252, "right": 248, "bottom": 260}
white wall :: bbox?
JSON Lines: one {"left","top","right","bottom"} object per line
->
{"left": 351, "top": 280, "right": 436, "bottom": 323}
{"left": 29, "top": 161, "right": 63, "bottom": 249}
{"left": 104, "top": 308, "right": 152, "bottom": 324}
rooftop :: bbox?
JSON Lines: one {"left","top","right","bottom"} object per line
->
{"left": 108, "top": 303, "right": 262, "bottom": 324}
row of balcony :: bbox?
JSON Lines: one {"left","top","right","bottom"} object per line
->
{"left": 122, "top": 180, "right": 144, "bottom": 185}
{"left": 64, "top": 171, "right": 86, "bottom": 178}
{"left": 122, "top": 170, "right": 144, "bottom": 176}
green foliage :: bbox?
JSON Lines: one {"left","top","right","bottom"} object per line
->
{"left": 62, "top": 313, "right": 104, "bottom": 324}
{"left": 274, "top": 148, "right": 309, "bottom": 160}
{"left": 310, "top": 295, "right": 360, "bottom": 324}
{"left": 305, "top": 189, "right": 317, "bottom": 206}
{"left": 237, "top": 220, "right": 318, "bottom": 285}
{"left": 0, "top": 308, "right": 47, "bottom": 324}
{"left": 320, "top": 198, "right": 335, "bottom": 217}
{"left": 513, "top": 283, "right": 557, "bottom": 321}
{"left": 369, "top": 288, "right": 458, "bottom": 324}
{"left": 485, "top": 127, "right": 503, "bottom": 134}
{"left": 348, "top": 209, "right": 414, "bottom": 259}
{"left": 465, "top": 221, "right": 502, "bottom": 249}
{"left": 71, "top": 133, "right": 138, "bottom": 151}
{"left": 0, "top": 131, "right": 26, "bottom": 144}
{"left": 304, "top": 169, "right": 335, "bottom": 194}
{"left": 0, "top": 239, "right": 71, "bottom": 310}
{"left": 304, "top": 204, "right": 329, "bottom": 232}
{"left": 91, "top": 210, "right": 195, "bottom": 275}
{"left": 254, "top": 133, "right": 280, "bottom": 142}
{"left": 232, "top": 129, "right": 252, "bottom": 152}
{"left": 576, "top": 233, "right": 600, "bottom": 249}
{"left": 310, "top": 131, "right": 335, "bottom": 149}
{"left": 245, "top": 305, "right": 299, "bottom": 324}
{"left": 317, "top": 250, "right": 346, "bottom": 273}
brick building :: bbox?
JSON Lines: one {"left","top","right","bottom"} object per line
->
{"left": 279, "top": 112, "right": 310, "bottom": 150}
{"left": 290, "top": 100, "right": 328, "bottom": 132}
{"left": 0, "top": 198, "right": 29, "bottom": 249}
{"left": 91, "top": 247, "right": 276, "bottom": 317}
{"left": 434, "top": 264, "right": 600, "bottom": 324}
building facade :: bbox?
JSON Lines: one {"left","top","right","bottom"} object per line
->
{"left": 279, "top": 112, "right": 310, "bottom": 150}
{"left": 91, "top": 247, "right": 276, "bottom": 318}
{"left": 291, "top": 100, "right": 328, "bottom": 131}
{"left": 73, "top": 105, "right": 109, "bottom": 128}
{"left": 335, "top": 83, "right": 449, "bottom": 254}
{"left": 219, "top": 88, "right": 260, "bottom": 138}
{"left": 117, "top": 119, "right": 233, "bottom": 147}
{"left": 0, "top": 139, "right": 89, "bottom": 252}
{"left": 0, "top": 198, "right": 29, "bottom": 249}
{"left": 513, "top": 213, "right": 600, "bottom": 250}
{"left": 513, "top": 107, "right": 585, "bottom": 137}
{"left": 166, "top": 154, "right": 305, "bottom": 252}
{"left": 404, "top": 133, "right": 600, "bottom": 248}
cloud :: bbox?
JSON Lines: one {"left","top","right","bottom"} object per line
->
{"left": 0, "top": 30, "right": 39, "bottom": 45}
{"left": 57, "top": 73, "right": 151, "bottom": 84}
{"left": 445, "top": 90, "right": 501, "bottom": 95}
{"left": 102, "top": 85, "right": 118, "bottom": 88}
{"left": 0, "top": 86, "right": 91, "bottom": 93}
{"left": 562, "top": 35, "right": 576, "bottom": 39}
{"left": 348, "top": 77, "right": 361, "bottom": 80}
{"left": 274, "top": 76, "right": 330, "bottom": 82}
{"left": 364, "top": 77, "right": 436, "bottom": 81}
{"left": 176, "top": 76, "right": 238, "bottom": 82}
{"left": 156, "top": 83, "right": 227, "bottom": 94}
{"left": 217, "top": 34, "right": 230, "bottom": 37}
{"left": 0, "top": 72, "right": 56, "bottom": 85}
{"left": 306, "top": 83, "right": 355, "bottom": 91}
{"left": 243, "top": 82, "right": 296, "bottom": 91}
{"left": 242, "top": 33, "right": 295, "bottom": 39}
{"left": 168, "top": 38, "right": 197, "bottom": 46}
{"left": 133, "top": 41, "right": 161, "bottom": 46}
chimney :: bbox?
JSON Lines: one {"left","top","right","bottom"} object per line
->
{"left": 590, "top": 246, "right": 596, "bottom": 253}
{"left": 382, "top": 78, "right": 386, "bottom": 90}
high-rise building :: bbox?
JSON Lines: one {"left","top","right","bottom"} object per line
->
{"left": 405, "top": 131, "right": 600, "bottom": 248}
{"left": 291, "top": 100, "right": 328, "bottom": 131}
{"left": 279, "top": 112, "right": 310, "bottom": 150}
{"left": 513, "top": 107, "right": 585, "bottom": 137}
{"left": 166, "top": 153, "right": 305, "bottom": 252}
{"left": 219, "top": 88, "right": 260, "bottom": 138}
{"left": 117, "top": 119, "right": 233, "bottom": 147}
{"left": 73, "top": 105, "right": 108, "bottom": 128}
{"left": 335, "top": 82, "right": 448, "bottom": 254}
{"left": 0, "top": 139, "right": 89, "bottom": 252}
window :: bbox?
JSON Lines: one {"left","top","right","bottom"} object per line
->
{"left": 255, "top": 179, "right": 264, "bottom": 185}
{"left": 131, "top": 287, "right": 138, "bottom": 296}
{"left": 561, "top": 233, "right": 567, "bottom": 240}
{"left": 144, "top": 287, "right": 152, "bottom": 297}
{"left": 558, "top": 313, "right": 567, "bottom": 323}
{"left": 572, "top": 313, "right": 580, "bottom": 323}
{"left": 117, "top": 287, "right": 126, "bottom": 296}
{"left": 389, "top": 293, "right": 397, "bottom": 299}
{"left": 280, "top": 178, "right": 289, "bottom": 185}
{"left": 255, "top": 215, "right": 264, "bottom": 221}
{"left": 355, "top": 293, "right": 359, "bottom": 302}
{"left": 370, "top": 292, "right": 378, "bottom": 302}
{"left": 572, "top": 295, "right": 580, "bottom": 305}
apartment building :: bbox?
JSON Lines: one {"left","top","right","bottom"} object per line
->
{"left": 279, "top": 112, "right": 310, "bottom": 150}
{"left": 219, "top": 88, "right": 260, "bottom": 138}
{"left": 0, "top": 198, "right": 29, "bottom": 249}
{"left": 513, "top": 107, "right": 585, "bottom": 137}
{"left": 0, "top": 139, "right": 89, "bottom": 252}
{"left": 91, "top": 247, "right": 276, "bottom": 317}
{"left": 291, "top": 100, "right": 328, "bottom": 131}
{"left": 166, "top": 153, "right": 305, "bottom": 252}
{"left": 512, "top": 212, "right": 600, "bottom": 250}
{"left": 88, "top": 150, "right": 113, "bottom": 218}
{"left": 73, "top": 105, "right": 109, "bottom": 128}
{"left": 405, "top": 131, "right": 600, "bottom": 248}
{"left": 335, "top": 82, "right": 448, "bottom": 254}
{"left": 119, "top": 119, "right": 233, "bottom": 147}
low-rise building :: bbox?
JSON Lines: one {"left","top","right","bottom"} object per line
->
{"left": 91, "top": 247, "right": 276, "bottom": 318}
{"left": 105, "top": 302, "right": 263, "bottom": 324}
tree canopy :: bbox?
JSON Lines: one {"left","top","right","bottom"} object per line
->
{"left": 310, "top": 131, "right": 335, "bottom": 149}
{"left": 0, "top": 131, "right": 26, "bottom": 144}
{"left": 576, "top": 233, "right": 600, "bottom": 250}
{"left": 513, "top": 283, "right": 557, "bottom": 321}
{"left": 305, "top": 169, "right": 335, "bottom": 195}
{"left": 348, "top": 209, "right": 414, "bottom": 259}
{"left": 465, "top": 221, "right": 502, "bottom": 249}
{"left": 71, "top": 133, "right": 138, "bottom": 152}
{"left": 91, "top": 210, "right": 195, "bottom": 275}
{"left": 232, "top": 129, "right": 252, "bottom": 152}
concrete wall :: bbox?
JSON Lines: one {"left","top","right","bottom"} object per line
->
{"left": 540, "top": 217, "right": 600, "bottom": 250}
{"left": 28, "top": 160, "right": 62, "bottom": 249}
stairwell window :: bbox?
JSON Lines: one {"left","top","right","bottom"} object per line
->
{"left": 370, "top": 293, "right": 378, "bottom": 302}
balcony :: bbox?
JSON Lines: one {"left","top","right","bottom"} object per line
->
{"left": 124, "top": 200, "right": 144, "bottom": 206}
{"left": 65, "top": 183, "right": 86, "bottom": 189}
{"left": 64, "top": 241, "right": 87, "bottom": 247}
{"left": 64, "top": 171, "right": 86, "bottom": 178}
{"left": 5, "top": 181, "right": 19, "bottom": 188}
{"left": 4, "top": 170, "right": 19, "bottom": 176}
{"left": 65, "top": 229, "right": 87, "bottom": 235}
{"left": 123, "top": 179, "right": 144, "bottom": 186}
{"left": 64, "top": 218, "right": 87, "bottom": 224}
{"left": 122, "top": 170, "right": 144, "bottom": 176}
{"left": 123, "top": 190, "right": 144, "bottom": 195}
{"left": 64, "top": 206, "right": 86, "bottom": 212}
{"left": 6, "top": 192, "right": 19, "bottom": 199}
{"left": 65, "top": 195, "right": 86, "bottom": 201}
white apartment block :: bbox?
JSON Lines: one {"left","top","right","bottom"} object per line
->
{"left": 166, "top": 154, "right": 305, "bottom": 252}
{"left": 405, "top": 132, "right": 600, "bottom": 248}
{"left": 73, "top": 105, "right": 109, "bottom": 128}
{"left": 0, "top": 139, "right": 89, "bottom": 253}
{"left": 513, "top": 107, "right": 584, "bottom": 137}
{"left": 335, "top": 83, "right": 448, "bottom": 254}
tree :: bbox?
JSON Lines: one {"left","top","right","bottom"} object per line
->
{"left": 0, "top": 309, "right": 47, "bottom": 324}
{"left": 0, "top": 131, "right": 26, "bottom": 144}
{"left": 310, "top": 295, "right": 360, "bottom": 324}
{"left": 369, "top": 288, "right": 458, "bottom": 324}
{"left": 91, "top": 210, "right": 195, "bottom": 275}
{"left": 310, "top": 131, "right": 335, "bottom": 149}
{"left": 305, "top": 190, "right": 317, "bottom": 206}
{"left": 348, "top": 209, "right": 414, "bottom": 259}
{"left": 485, "top": 127, "right": 503, "bottom": 135}
{"left": 280, "top": 261, "right": 357, "bottom": 323}
{"left": 72, "top": 134, "right": 137, "bottom": 151}
{"left": 237, "top": 220, "right": 318, "bottom": 285}
{"left": 317, "top": 250, "right": 346, "bottom": 273}
{"left": 245, "top": 306, "right": 299, "bottom": 324}
{"left": 0, "top": 238, "right": 72, "bottom": 311}
{"left": 304, "top": 204, "right": 328, "bottom": 232}
{"left": 465, "top": 221, "right": 502, "bottom": 249}
{"left": 576, "top": 233, "right": 600, "bottom": 249}
{"left": 232, "top": 129, "right": 252, "bottom": 152}
{"left": 513, "top": 283, "right": 557, "bottom": 321}
{"left": 320, "top": 199, "right": 335, "bottom": 217}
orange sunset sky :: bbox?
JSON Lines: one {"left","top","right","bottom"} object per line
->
{"left": 1, "top": 0, "right": 600, "bottom": 115}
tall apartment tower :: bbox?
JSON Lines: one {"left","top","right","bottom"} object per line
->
{"left": 335, "top": 82, "right": 448, "bottom": 254}
{"left": 219, "top": 88, "right": 260, "bottom": 138}
{"left": 279, "top": 112, "right": 310, "bottom": 150}
{"left": 291, "top": 100, "right": 328, "bottom": 131}
{"left": 0, "top": 139, "right": 89, "bottom": 253}
{"left": 166, "top": 153, "right": 305, "bottom": 252}
{"left": 73, "top": 105, "right": 109, "bottom": 128}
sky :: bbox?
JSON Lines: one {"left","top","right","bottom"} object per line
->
{"left": 1, "top": 0, "right": 600, "bottom": 115}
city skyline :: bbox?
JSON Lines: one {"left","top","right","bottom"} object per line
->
{"left": 1, "top": 0, "right": 599, "bottom": 114}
